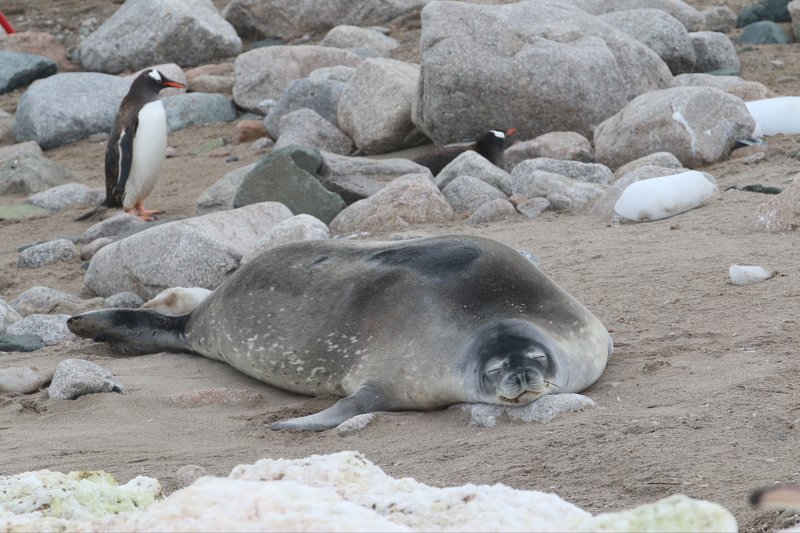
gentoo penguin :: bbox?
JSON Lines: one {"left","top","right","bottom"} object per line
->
{"left": 77, "top": 69, "right": 185, "bottom": 221}
{"left": 413, "top": 128, "right": 517, "bottom": 176}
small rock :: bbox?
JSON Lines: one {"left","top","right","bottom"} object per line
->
{"left": 516, "top": 197, "right": 550, "bottom": 219}
{"left": 511, "top": 166, "right": 606, "bottom": 212}
{"left": 275, "top": 108, "right": 354, "bottom": 155}
{"left": 49, "top": 358, "right": 124, "bottom": 400}
{"left": 0, "top": 333, "right": 45, "bottom": 353}
{"left": 81, "top": 237, "right": 114, "bottom": 261}
{"left": 0, "top": 141, "right": 79, "bottom": 194}
{"left": 17, "top": 239, "right": 78, "bottom": 268}
{"left": 235, "top": 119, "right": 267, "bottom": 143}
{"left": 7, "top": 314, "right": 76, "bottom": 346}
{"left": 165, "top": 146, "right": 177, "bottom": 158}
{"left": 104, "top": 292, "right": 145, "bottom": 309}
{"left": 612, "top": 152, "right": 683, "bottom": 180}
{"left": 689, "top": 31, "right": 741, "bottom": 73}
{"left": 729, "top": 264, "right": 775, "bottom": 285}
{"left": 754, "top": 175, "right": 800, "bottom": 231}
{"left": 81, "top": 212, "right": 147, "bottom": 243}
{"left": 321, "top": 25, "right": 398, "bottom": 57}
{"left": 27, "top": 183, "right": 104, "bottom": 211}
{"left": 504, "top": 132, "right": 594, "bottom": 171}
{"left": 0, "top": 50, "right": 57, "bottom": 94}
{"left": 11, "top": 286, "right": 81, "bottom": 316}
{"left": 242, "top": 214, "right": 330, "bottom": 264}
{"left": 467, "top": 199, "right": 517, "bottom": 225}
{"left": 0, "top": 366, "right": 52, "bottom": 393}
{"left": 0, "top": 204, "right": 51, "bottom": 221}
{"left": 737, "top": 20, "right": 791, "bottom": 44}
{"left": 442, "top": 175, "right": 508, "bottom": 213}
{"left": 436, "top": 150, "right": 512, "bottom": 193}
{"left": 251, "top": 137, "right": 274, "bottom": 153}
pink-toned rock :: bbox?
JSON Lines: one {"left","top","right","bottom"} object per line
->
{"left": 0, "top": 32, "right": 79, "bottom": 72}
{"left": 171, "top": 387, "right": 264, "bottom": 408}
{"left": 467, "top": 199, "right": 517, "bottom": 225}
{"left": 329, "top": 173, "right": 453, "bottom": 235}
{"left": 754, "top": 177, "right": 800, "bottom": 232}
{"left": 235, "top": 119, "right": 268, "bottom": 143}
{"left": 185, "top": 63, "right": 235, "bottom": 79}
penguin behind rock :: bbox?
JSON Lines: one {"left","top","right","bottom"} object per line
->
{"left": 413, "top": 127, "right": 517, "bottom": 177}
{"left": 77, "top": 69, "right": 185, "bottom": 222}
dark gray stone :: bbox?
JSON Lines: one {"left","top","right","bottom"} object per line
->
{"left": 737, "top": 21, "right": 791, "bottom": 44}
{"left": 264, "top": 77, "right": 347, "bottom": 138}
{"left": 319, "top": 151, "right": 432, "bottom": 203}
{"left": 737, "top": 0, "right": 791, "bottom": 27}
{"left": 234, "top": 146, "right": 345, "bottom": 224}
{"left": 0, "top": 333, "right": 44, "bottom": 353}
{"left": 163, "top": 93, "right": 238, "bottom": 131}
{"left": 0, "top": 51, "right": 57, "bottom": 94}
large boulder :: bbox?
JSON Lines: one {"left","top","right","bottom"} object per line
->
{"left": 222, "top": 0, "right": 428, "bottom": 40}
{"left": 318, "top": 152, "right": 432, "bottom": 203}
{"left": 0, "top": 142, "right": 78, "bottom": 194}
{"left": 598, "top": 9, "right": 695, "bottom": 75}
{"left": 79, "top": 0, "right": 241, "bottom": 73}
{"left": 338, "top": 58, "right": 424, "bottom": 154}
{"left": 233, "top": 46, "right": 362, "bottom": 114}
{"left": 329, "top": 173, "right": 453, "bottom": 235}
{"left": 83, "top": 203, "right": 293, "bottom": 298}
{"left": 594, "top": 86, "right": 756, "bottom": 169}
{"left": 414, "top": 1, "right": 672, "bottom": 145}
{"left": 14, "top": 73, "right": 130, "bottom": 149}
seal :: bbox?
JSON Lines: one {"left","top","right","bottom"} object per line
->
{"left": 67, "top": 235, "right": 612, "bottom": 431}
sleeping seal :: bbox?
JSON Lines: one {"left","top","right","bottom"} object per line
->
{"left": 67, "top": 235, "right": 612, "bottom": 431}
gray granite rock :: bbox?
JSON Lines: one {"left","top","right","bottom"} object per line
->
{"left": 233, "top": 145, "right": 345, "bottom": 224}
{"left": 0, "top": 141, "right": 78, "bottom": 194}
{"left": 264, "top": 77, "right": 347, "bottom": 138}
{"left": 563, "top": 0, "right": 705, "bottom": 30}
{"left": 0, "top": 50, "right": 57, "bottom": 94}
{"left": 321, "top": 25, "right": 399, "bottom": 57}
{"left": 689, "top": 31, "right": 741, "bottom": 73}
{"left": 414, "top": 1, "right": 671, "bottom": 145}
{"left": 329, "top": 173, "right": 452, "bottom": 235}
{"left": 338, "top": 58, "right": 423, "bottom": 154}
{"left": 435, "top": 150, "right": 512, "bottom": 193}
{"left": 7, "top": 314, "right": 76, "bottom": 346}
{"left": 104, "top": 291, "right": 145, "bottom": 309}
{"left": 516, "top": 197, "right": 550, "bottom": 219}
{"left": 196, "top": 163, "right": 256, "bottom": 215}
{"left": 80, "top": 212, "right": 146, "bottom": 243}
{"left": 17, "top": 239, "right": 78, "bottom": 268}
{"left": 49, "top": 359, "right": 123, "bottom": 400}
{"left": 442, "top": 175, "right": 508, "bottom": 213}
{"left": 83, "top": 202, "right": 293, "bottom": 298}
{"left": 14, "top": 73, "right": 130, "bottom": 149}
{"left": 594, "top": 86, "right": 755, "bottom": 169}
{"left": 222, "top": 0, "right": 428, "bottom": 40}
{"left": 598, "top": 9, "right": 695, "bottom": 74}
{"left": 80, "top": 237, "right": 114, "bottom": 261}
{"left": 738, "top": 20, "right": 791, "bottom": 44}
{"left": 466, "top": 199, "right": 517, "bottom": 225}
{"left": 517, "top": 158, "right": 613, "bottom": 185}
{"left": 511, "top": 166, "right": 606, "bottom": 212}
{"left": 702, "top": 5, "right": 737, "bottom": 32}
{"left": 319, "top": 151, "right": 432, "bottom": 203}
{"left": 163, "top": 93, "right": 237, "bottom": 131}
{"left": 241, "top": 214, "right": 330, "bottom": 264}
{"left": 671, "top": 73, "right": 772, "bottom": 101}
{"left": 27, "top": 183, "right": 104, "bottom": 211}
{"left": 79, "top": 0, "right": 241, "bottom": 73}
{"left": 0, "top": 299, "right": 22, "bottom": 334}
{"left": 275, "top": 108, "right": 355, "bottom": 155}
{"left": 0, "top": 366, "right": 52, "bottom": 393}
{"left": 504, "top": 132, "right": 594, "bottom": 170}
{"left": 308, "top": 66, "right": 357, "bottom": 83}
{"left": 233, "top": 46, "right": 362, "bottom": 114}
{"left": 0, "top": 334, "right": 44, "bottom": 353}
{"left": 11, "top": 286, "right": 80, "bottom": 316}
{"left": 612, "top": 152, "right": 684, "bottom": 180}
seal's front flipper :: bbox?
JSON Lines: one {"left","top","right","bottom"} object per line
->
{"left": 271, "top": 383, "right": 388, "bottom": 432}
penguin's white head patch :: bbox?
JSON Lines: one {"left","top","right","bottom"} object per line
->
{"left": 148, "top": 69, "right": 162, "bottom": 82}
{"left": 489, "top": 130, "right": 506, "bottom": 139}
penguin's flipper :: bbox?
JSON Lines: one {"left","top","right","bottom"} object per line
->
{"left": 113, "top": 121, "right": 137, "bottom": 203}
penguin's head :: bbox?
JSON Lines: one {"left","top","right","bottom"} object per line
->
{"left": 134, "top": 69, "right": 186, "bottom": 95}
{"left": 475, "top": 127, "right": 516, "bottom": 164}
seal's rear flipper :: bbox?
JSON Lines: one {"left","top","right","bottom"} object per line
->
{"left": 67, "top": 309, "right": 192, "bottom": 355}
{"left": 271, "top": 383, "right": 388, "bottom": 432}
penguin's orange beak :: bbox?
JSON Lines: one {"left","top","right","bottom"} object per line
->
{"left": 163, "top": 81, "right": 186, "bottom": 89}
{"left": 505, "top": 128, "right": 517, "bottom": 136}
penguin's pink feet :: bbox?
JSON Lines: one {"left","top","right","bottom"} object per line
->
{"left": 127, "top": 202, "right": 163, "bottom": 221}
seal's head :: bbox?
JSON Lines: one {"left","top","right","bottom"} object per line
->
{"left": 463, "top": 319, "right": 559, "bottom": 405}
